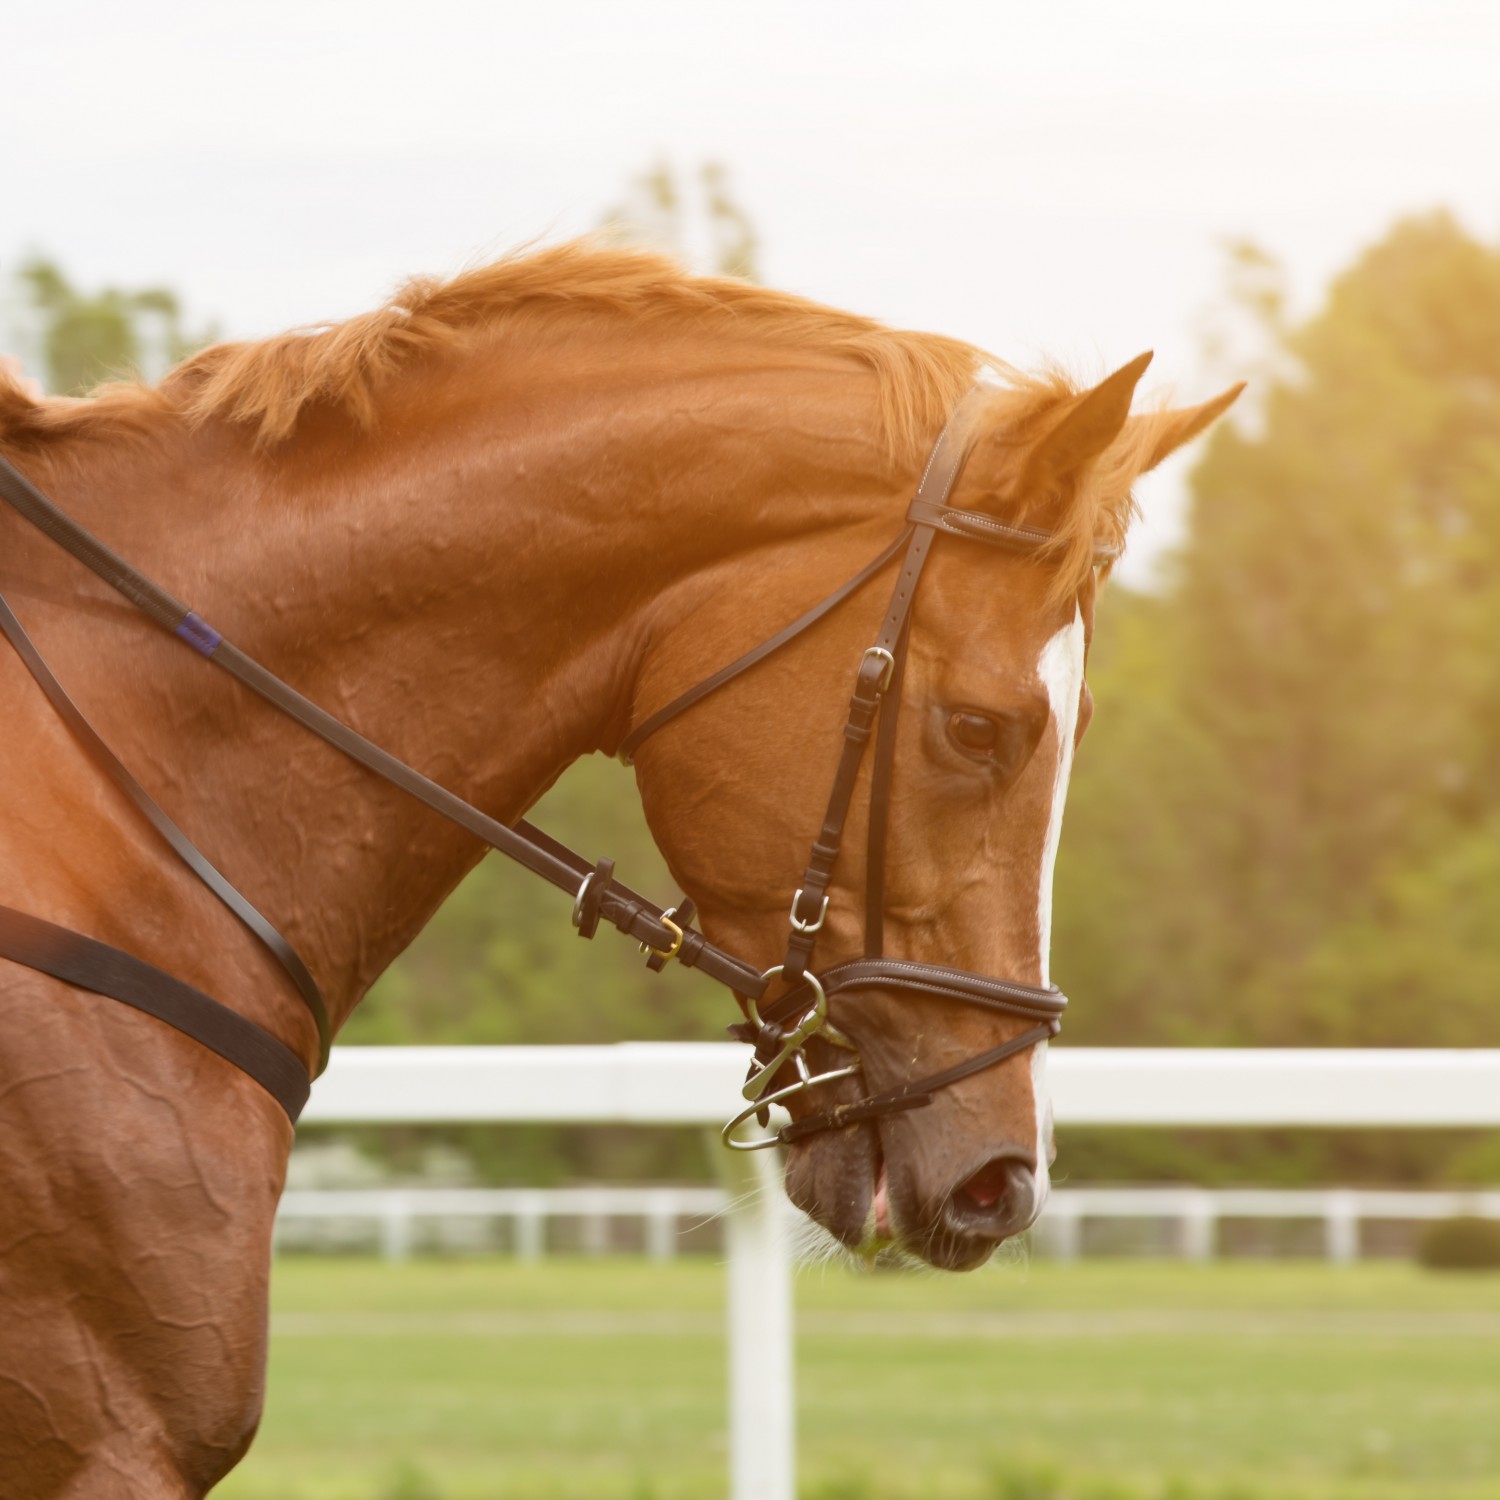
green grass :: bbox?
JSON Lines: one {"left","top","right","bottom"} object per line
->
{"left": 215, "top": 1257, "right": 1500, "bottom": 1500}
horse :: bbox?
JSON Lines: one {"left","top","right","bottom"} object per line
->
{"left": 0, "top": 241, "right": 1239, "bottom": 1496}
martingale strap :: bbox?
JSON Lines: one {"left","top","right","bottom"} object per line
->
{"left": 0, "top": 589, "right": 332, "bottom": 1072}
{"left": 0, "top": 905, "right": 309, "bottom": 1121}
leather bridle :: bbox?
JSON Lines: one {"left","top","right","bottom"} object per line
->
{"left": 622, "top": 387, "right": 1112, "bottom": 1146}
{"left": 0, "top": 387, "right": 1111, "bottom": 1146}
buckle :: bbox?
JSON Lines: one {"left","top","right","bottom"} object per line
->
{"left": 638, "top": 907, "right": 685, "bottom": 965}
{"left": 788, "top": 887, "right": 829, "bottom": 934}
{"left": 861, "top": 646, "right": 895, "bottom": 692}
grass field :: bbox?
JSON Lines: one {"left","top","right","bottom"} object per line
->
{"left": 215, "top": 1256, "right": 1500, "bottom": 1500}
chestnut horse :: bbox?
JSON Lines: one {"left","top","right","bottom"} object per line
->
{"left": 0, "top": 243, "right": 1238, "bottom": 1496}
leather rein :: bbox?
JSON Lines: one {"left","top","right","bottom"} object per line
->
{"left": 0, "top": 388, "right": 1111, "bottom": 1144}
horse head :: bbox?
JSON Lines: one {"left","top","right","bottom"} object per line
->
{"left": 632, "top": 359, "right": 1241, "bottom": 1269}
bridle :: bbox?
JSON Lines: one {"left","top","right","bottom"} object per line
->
{"left": 621, "top": 387, "right": 1111, "bottom": 1146}
{"left": 0, "top": 387, "right": 1111, "bottom": 1147}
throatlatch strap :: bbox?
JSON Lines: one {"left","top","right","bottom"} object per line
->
{"left": 617, "top": 527, "right": 913, "bottom": 765}
{"left": 0, "top": 905, "right": 310, "bottom": 1122}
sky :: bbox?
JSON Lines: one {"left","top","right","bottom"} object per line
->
{"left": 3, "top": 0, "right": 1497, "bottom": 581}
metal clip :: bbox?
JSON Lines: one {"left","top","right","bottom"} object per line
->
{"left": 722, "top": 1048, "right": 862, "bottom": 1150}
{"left": 740, "top": 968, "right": 828, "bottom": 1102}
{"left": 788, "top": 888, "right": 829, "bottom": 934}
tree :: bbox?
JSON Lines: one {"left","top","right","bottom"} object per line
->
{"left": 1055, "top": 211, "right": 1500, "bottom": 1052}
{"left": 10, "top": 256, "right": 214, "bottom": 394}
{"left": 599, "top": 158, "right": 760, "bottom": 280}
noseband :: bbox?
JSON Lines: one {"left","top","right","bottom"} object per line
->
{"left": 0, "top": 388, "right": 1109, "bottom": 1145}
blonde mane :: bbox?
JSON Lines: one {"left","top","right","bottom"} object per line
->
{"left": 0, "top": 240, "right": 1127, "bottom": 593}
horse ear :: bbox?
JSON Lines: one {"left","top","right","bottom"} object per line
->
{"left": 1135, "top": 382, "right": 1246, "bottom": 473}
{"left": 1022, "top": 352, "right": 1154, "bottom": 488}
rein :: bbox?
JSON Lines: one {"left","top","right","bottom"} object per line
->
{"left": 0, "top": 389, "right": 1108, "bottom": 1143}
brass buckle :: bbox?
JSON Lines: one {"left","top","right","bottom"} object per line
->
{"left": 638, "top": 908, "right": 685, "bottom": 964}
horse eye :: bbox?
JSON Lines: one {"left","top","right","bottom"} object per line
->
{"left": 949, "top": 712, "right": 999, "bottom": 754}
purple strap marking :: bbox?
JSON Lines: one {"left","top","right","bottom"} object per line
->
{"left": 174, "top": 612, "right": 222, "bottom": 656}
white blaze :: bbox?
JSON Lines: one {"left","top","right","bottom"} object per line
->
{"left": 1031, "top": 1041, "right": 1053, "bottom": 1200}
{"left": 1030, "top": 606, "right": 1086, "bottom": 1197}
{"left": 1034, "top": 605, "right": 1086, "bottom": 987}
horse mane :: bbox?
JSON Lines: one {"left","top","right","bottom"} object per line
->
{"left": 0, "top": 240, "right": 1127, "bottom": 593}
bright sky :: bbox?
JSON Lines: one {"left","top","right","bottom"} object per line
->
{"left": 4, "top": 0, "right": 1497, "bottom": 580}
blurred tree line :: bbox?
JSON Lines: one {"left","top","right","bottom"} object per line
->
{"left": 3, "top": 254, "right": 213, "bottom": 393}
{"left": 10, "top": 206, "right": 1497, "bottom": 1186}
{"left": 1055, "top": 210, "right": 1500, "bottom": 1058}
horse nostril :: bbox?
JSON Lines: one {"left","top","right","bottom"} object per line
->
{"left": 945, "top": 1154, "right": 1040, "bottom": 1241}
{"left": 958, "top": 1158, "right": 1018, "bottom": 1210}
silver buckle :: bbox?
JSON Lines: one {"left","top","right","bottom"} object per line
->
{"left": 788, "top": 888, "right": 829, "bottom": 934}
{"left": 862, "top": 646, "right": 896, "bottom": 692}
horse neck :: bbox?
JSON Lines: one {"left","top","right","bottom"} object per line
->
{"left": 2, "top": 343, "right": 895, "bottom": 1053}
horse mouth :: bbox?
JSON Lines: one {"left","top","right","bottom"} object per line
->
{"left": 872, "top": 1159, "right": 893, "bottom": 1241}
{"left": 849, "top": 1140, "right": 1038, "bottom": 1271}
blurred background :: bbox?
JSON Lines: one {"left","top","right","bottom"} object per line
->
{"left": 5, "top": 3, "right": 1500, "bottom": 1497}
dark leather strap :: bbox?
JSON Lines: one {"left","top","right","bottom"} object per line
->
{"left": 862, "top": 589, "right": 913, "bottom": 956}
{"left": 617, "top": 528, "right": 912, "bottom": 765}
{"left": 0, "top": 589, "right": 332, "bottom": 1071}
{"left": 769, "top": 391, "right": 981, "bottom": 991}
{"left": 820, "top": 958, "right": 1066, "bottom": 1019}
{"left": 778, "top": 645, "right": 892, "bottom": 986}
{"left": 760, "top": 957, "right": 1066, "bottom": 1029}
{"left": 0, "top": 450, "right": 767, "bottom": 1007}
{"left": 776, "top": 1020, "right": 1058, "bottom": 1144}
{"left": 0, "top": 905, "right": 309, "bottom": 1121}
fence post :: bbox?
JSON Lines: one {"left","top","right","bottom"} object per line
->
{"left": 1325, "top": 1189, "right": 1359, "bottom": 1265}
{"left": 713, "top": 1136, "right": 793, "bottom": 1500}
{"left": 1181, "top": 1191, "right": 1216, "bottom": 1263}
{"left": 514, "top": 1191, "right": 545, "bottom": 1263}
{"left": 645, "top": 1191, "right": 678, "bottom": 1262}
{"left": 1043, "top": 1202, "right": 1082, "bottom": 1263}
{"left": 581, "top": 1192, "right": 609, "bottom": 1257}
{"left": 380, "top": 1191, "right": 413, "bottom": 1262}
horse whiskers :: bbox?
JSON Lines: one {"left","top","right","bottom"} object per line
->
{"left": 691, "top": 1184, "right": 770, "bottom": 1233}
{"left": 787, "top": 1212, "right": 858, "bottom": 1269}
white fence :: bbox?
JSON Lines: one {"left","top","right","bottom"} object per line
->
{"left": 275, "top": 1183, "right": 1500, "bottom": 1264}
{"left": 300, "top": 1046, "right": 1500, "bottom": 1500}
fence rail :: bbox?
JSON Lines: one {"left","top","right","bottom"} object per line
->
{"left": 275, "top": 1183, "right": 1500, "bottom": 1265}
{"left": 301, "top": 1043, "right": 1500, "bottom": 1126}
{"left": 299, "top": 1045, "right": 1500, "bottom": 1500}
